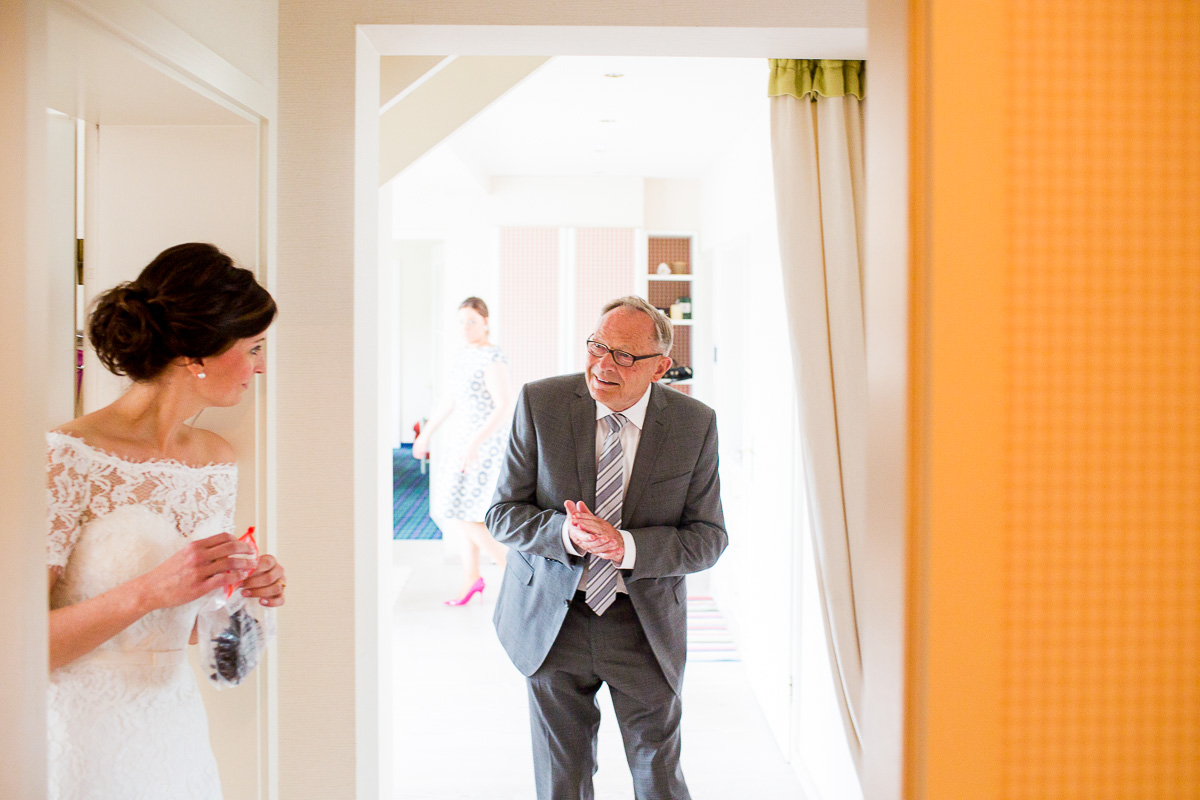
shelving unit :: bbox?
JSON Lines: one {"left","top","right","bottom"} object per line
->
{"left": 643, "top": 234, "right": 696, "bottom": 396}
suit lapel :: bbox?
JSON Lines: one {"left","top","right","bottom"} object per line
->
{"left": 572, "top": 380, "right": 598, "bottom": 506}
{"left": 623, "top": 383, "right": 667, "bottom": 519}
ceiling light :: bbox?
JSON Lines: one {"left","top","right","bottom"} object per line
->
{"left": 603, "top": 73, "right": 624, "bottom": 78}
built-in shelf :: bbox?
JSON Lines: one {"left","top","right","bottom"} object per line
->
{"left": 644, "top": 232, "right": 696, "bottom": 399}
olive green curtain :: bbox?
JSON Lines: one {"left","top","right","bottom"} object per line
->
{"left": 768, "top": 58, "right": 865, "bottom": 101}
{"left": 769, "top": 58, "right": 867, "bottom": 774}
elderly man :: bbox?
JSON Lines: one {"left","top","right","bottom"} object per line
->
{"left": 486, "top": 295, "right": 728, "bottom": 800}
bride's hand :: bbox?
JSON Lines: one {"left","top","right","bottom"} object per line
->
{"left": 137, "top": 533, "right": 257, "bottom": 612}
{"left": 240, "top": 554, "right": 287, "bottom": 607}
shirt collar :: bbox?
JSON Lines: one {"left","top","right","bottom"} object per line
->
{"left": 596, "top": 383, "right": 653, "bottom": 431}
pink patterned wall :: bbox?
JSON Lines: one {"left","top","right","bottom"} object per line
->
{"left": 573, "top": 228, "right": 636, "bottom": 372}
{"left": 499, "top": 227, "right": 559, "bottom": 391}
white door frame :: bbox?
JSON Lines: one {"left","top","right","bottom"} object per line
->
{"left": 356, "top": 21, "right": 903, "bottom": 800}
{"left": 18, "top": 4, "right": 277, "bottom": 799}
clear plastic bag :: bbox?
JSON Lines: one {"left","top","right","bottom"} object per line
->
{"left": 196, "top": 527, "right": 276, "bottom": 689}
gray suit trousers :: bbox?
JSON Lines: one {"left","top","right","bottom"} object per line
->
{"left": 527, "top": 593, "right": 689, "bottom": 800}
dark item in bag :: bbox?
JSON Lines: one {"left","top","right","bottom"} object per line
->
{"left": 197, "top": 526, "right": 276, "bottom": 689}
{"left": 210, "top": 606, "right": 264, "bottom": 684}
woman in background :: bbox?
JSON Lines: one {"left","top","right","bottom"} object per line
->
{"left": 47, "top": 243, "right": 286, "bottom": 799}
{"left": 412, "top": 297, "right": 513, "bottom": 605}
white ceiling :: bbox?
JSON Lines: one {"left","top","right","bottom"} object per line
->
{"left": 441, "top": 56, "right": 771, "bottom": 179}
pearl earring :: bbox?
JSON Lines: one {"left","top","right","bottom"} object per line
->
{"left": 197, "top": 372, "right": 206, "bottom": 379}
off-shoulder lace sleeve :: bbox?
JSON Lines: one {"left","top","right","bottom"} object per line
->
{"left": 46, "top": 434, "right": 90, "bottom": 571}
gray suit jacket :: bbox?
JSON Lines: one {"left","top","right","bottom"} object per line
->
{"left": 486, "top": 373, "right": 727, "bottom": 692}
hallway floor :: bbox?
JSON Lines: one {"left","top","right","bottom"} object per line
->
{"left": 391, "top": 541, "right": 805, "bottom": 799}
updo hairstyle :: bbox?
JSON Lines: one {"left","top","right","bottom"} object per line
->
{"left": 458, "top": 296, "right": 489, "bottom": 318}
{"left": 88, "top": 243, "right": 277, "bottom": 382}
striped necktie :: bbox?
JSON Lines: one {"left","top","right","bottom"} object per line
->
{"left": 585, "top": 413, "right": 627, "bottom": 615}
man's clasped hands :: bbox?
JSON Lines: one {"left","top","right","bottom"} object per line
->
{"left": 564, "top": 500, "right": 625, "bottom": 564}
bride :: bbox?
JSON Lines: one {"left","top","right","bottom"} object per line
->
{"left": 46, "top": 243, "right": 287, "bottom": 799}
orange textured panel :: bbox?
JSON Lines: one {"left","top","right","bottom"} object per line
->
{"left": 1003, "top": 2, "right": 1200, "bottom": 797}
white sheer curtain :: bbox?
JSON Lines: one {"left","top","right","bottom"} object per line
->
{"left": 769, "top": 58, "right": 867, "bottom": 771}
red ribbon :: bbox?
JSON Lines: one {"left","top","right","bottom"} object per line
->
{"left": 225, "top": 526, "right": 259, "bottom": 598}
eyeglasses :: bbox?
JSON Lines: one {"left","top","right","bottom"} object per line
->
{"left": 586, "top": 339, "right": 662, "bottom": 368}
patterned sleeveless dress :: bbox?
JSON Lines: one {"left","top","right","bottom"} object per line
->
{"left": 430, "top": 344, "right": 510, "bottom": 522}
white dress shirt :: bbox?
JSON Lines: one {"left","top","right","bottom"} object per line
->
{"left": 562, "top": 383, "right": 653, "bottom": 592}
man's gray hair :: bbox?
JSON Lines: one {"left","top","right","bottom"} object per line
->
{"left": 600, "top": 295, "right": 673, "bottom": 356}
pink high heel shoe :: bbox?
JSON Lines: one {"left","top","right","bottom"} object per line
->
{"left": 444, "top": 577, "right": 485, "bottom": 606}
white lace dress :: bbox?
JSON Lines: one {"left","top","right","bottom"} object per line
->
{"left": 46, "top": 431, "right": 236, "bottom": 800}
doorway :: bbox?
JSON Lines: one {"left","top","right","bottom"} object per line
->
{"left": 376, "top": 40, "right": 860, "bottom": 797}
{"left": 44, "top": 7, "right": 272, "bottom": 798}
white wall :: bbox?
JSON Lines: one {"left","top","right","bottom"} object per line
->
{"left": 697, "top": 114, "right": 862, "bottom": 799}
{"left": 46, "top": 112, "right": 78, "bottom": 428}
{"left": 392, "top": 239, "right": 440, "bottom": 447}
{"left": 87, "top": 125, "right": 259, "bottom": 409}
{"left": 862, "top": 2, "right": 912, "bottom": 798}
{"left": 392, "top": 157, "right": 491, "bottom": 456}
{"left": 490, "top": 174, "right": 645, "bottom": 228}
{"left": 696, "top": 116, "right": 793, "bottom": 733}
{"left": 1, "top": 3, "right": 51, "bottom": 796}
{"left": 141, "top": 0, "right": 278, "bottom": 91}
{"left": 89, "top": 122, "right": 265, "bottom": 800}
{"left": 644, "top": 177, "right": 702, "bottom": 231}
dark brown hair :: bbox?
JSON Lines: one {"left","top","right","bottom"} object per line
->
{"left": 88, "top": 243, "right": 277, "bottom": 382}
{"left": 458, "top": 296, "right": 489, "bottom": 318}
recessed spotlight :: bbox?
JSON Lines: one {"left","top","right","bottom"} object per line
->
{"left": 603, "top": 73, "right": 624, "bottom": 78}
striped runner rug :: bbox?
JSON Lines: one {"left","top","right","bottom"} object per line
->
{"left": 686, "top": 595, "right": 740, "bottom": 662}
